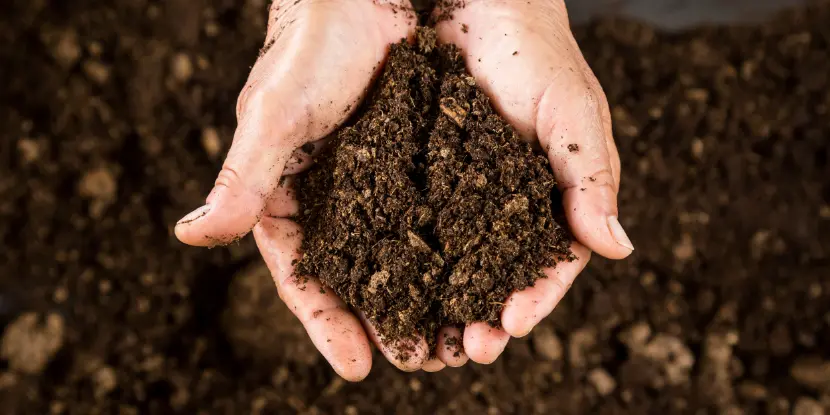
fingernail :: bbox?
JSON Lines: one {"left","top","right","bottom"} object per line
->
{"left": 607, "top": 216, "right": 634, "bottom": 251}
{"left": 177, "top": 205, "right": 212, "bottom": 225}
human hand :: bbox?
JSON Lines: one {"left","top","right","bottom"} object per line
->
{"left": 175, "top": 0, "right": 422, "bottom": 380}
{"left": 433, "top": 0, "right": 634, "bottom": 364}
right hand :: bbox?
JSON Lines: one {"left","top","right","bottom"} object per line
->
{"left": 175, "top": 0, "right": 426, "bottom": 381}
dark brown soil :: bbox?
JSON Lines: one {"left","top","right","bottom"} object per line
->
{"left": 1, "top": 0, "right": 829, "bottom": 414}
{"left": 295, "top": 29, "right": 572, "bottom": 352}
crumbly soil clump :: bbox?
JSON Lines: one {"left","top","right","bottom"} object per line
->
{"left": 295, "top": 29, "right": 573, "bottom": 350}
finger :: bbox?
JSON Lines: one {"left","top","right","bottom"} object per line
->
{"left": 436, "top": 326, "right": 468, "bottom": 367}
{"left": 463, "top": 323, "right": 510, "bottom": 365}
{"left": 263, "top": 176, "right": 299, "bottom": 218}
{"left": 283, "top": 137, "right": 332, "bottom": 175}
{"left": 253, "top": 217, "right": 372, "bottom": 381}
{"left": 357, "top": 312, "right": 429, "bottom": 372}
{"left": 501, "top": 242, "right": 591, "bottom": 337}
{"left": 537, "top": 74, "right": 634, "bottom": 260}
{"left": 422, "top": 358, "right": 446, "bottom": 373}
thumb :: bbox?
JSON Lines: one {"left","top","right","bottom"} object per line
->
{"left": 538, "top": 75, "right": 633, "bottom": 260}
{"left": 175, "top": 88, "right": 297, "bottom": 246}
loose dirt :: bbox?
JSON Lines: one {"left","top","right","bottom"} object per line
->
{"left": 295, "top": 29, "right": 572, "bottom": 352}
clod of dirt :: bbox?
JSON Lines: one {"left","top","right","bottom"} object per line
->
{"left": 697, "top": 331, "right": 739, "bottom": 409}
{"left": 92, "top": 366, "right": 118, "bottom": 399}
{"left": 531, "top": 325, "right": 563, "bottom": 362}
{"left": 42, "top": 29, "right": 81, "bottom": 68}
{"left": 792, "top": 397, "right": 825, "bottom": 415}
{"left": 201, "top": 127, "right": 223, "bottom": 159}
{"left": 83, "top": 60, "right": 111, "bottom": 84}
{"left": 16, "top": 138, "right": 41, "bottom": 164}
{"left": 295, "top": 28, "right": 573, "bottom": 352}
{"left": 1, "top": 312, "right": 65, "bottom": 374}
{"left": 790, "top": 357, "right": 830, "bottom": 392}
{"left": 588, "top": 368, "right": 617, "bottom": 396}
{"left": 171, "top": 52, "right": 194, "bottom": 83}
{"left": 619, "top": 322, "right": 695, "bottom": 388}
{"left": 568, "top": 326, "right": 598, "bottom": 369}
{"left": 737, "top": 381, "right": 769, "bottom": 401}
{"left": 223, "top": 262, "right": 319, "bottom": 366}
{"left": 78, "top": 166, "right": 118, "bottom": 219}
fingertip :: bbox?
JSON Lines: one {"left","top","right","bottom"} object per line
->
{"left": 564, "top": 187, "right": 633, "bottom": 260}
{"left": 175, "top": 187, "right": 265, "bottom": 247}
{"left": 306, "top": 308, "right": 373, "bottom": 382}
{"left": 422, "top": 358, "right": 446, "bottom": 373}
{"left": 607, "top": 215, "right": 635, "bottom": 255}
{"left": 436, "top": 327, "right": 469, "bottom": 367}
{"left": 501, "top": 314, "right": 533, "bottom": 339}
{"left": 387, "top": 336, "right": 430, "bottom": 372}
{"left": 174, "top": 204, "right": 212, "bottom": 245}
{"left": 502, "top": 242, "right": 591, "bottom": 337}
{"left": 358, "top": 313, "right": 429, "bottom": 372}
{"left": 463, "top": 323, "right": 510, "bottom": 365}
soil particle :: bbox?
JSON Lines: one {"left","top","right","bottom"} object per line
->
{"left": 567, "top": 326, "right": 597, "bottom": 369}
{"left": 300, "top": 142, "right": 315, "bottom": 155}
{"left": 791, "top": 357, "right": 830, "bottom": 392}
{"left": 201, "top": 127, "right": 223, "bottom": 159}
{"left": 531, "top": 325, "right": 563, "bottom": 362}
{"left": 672, "top": 233, "right": 696, "bottom": 262}
{"left": 92, "top": 366, "right": 118, "bottom": 398}
{"left": 1, "top": 313, "right": 65, "bottom": 374}
{"left": 737, "top": 381, "right": 769, "bottom": 401}
{"left": 697, "top": 331, "right": 739, "bottom": 409}
{"left": 16, "top": 138, "right": 42, "bottom": 164}
{"left": 620, "top": 322, "right": 695, "bottom": 388}
{"left": 792, "top": 397, "right": 825, "bottom": 415}
{"left": 78, "top": 166, "right": 119, "bottom": 218}
{"left": 171, "top": 52, "right": 194, "bottom": 83}
{"left": 588, "top": 368, "right": 616, "bottom": 396}
{"left": 43, "top": 29, "right": 81, "bottom": 68}
{"left": 295, "top": 28, "right": 572, "bottom": 351}
{"left": 83, "top": 60, "right": 112, "bottom": 84}
{"left": 567, "top": 143, "right": 579, "bottom": 152}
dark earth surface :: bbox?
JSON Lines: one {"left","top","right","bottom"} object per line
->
{"left": 296, "top": 29, "right": 572, "bottom": 353}
{"left": 1, "top": 0, "right": 829, "bottom": 414}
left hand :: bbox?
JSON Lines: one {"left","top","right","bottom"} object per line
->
{"left": 431, "top": 0, "right": 634, "bottom": 367}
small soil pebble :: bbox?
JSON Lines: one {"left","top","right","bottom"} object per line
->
{"left": 295, "top": 28, "right": 573, "bottom": 352}
{"left": 532, "top": 325, "right": 564, "bottom": 362}
{"left": 1, "top": 312, "right": 65, "bottom": 374}
{"left": 588, "top": 368, "right": 617, "bottom": 396}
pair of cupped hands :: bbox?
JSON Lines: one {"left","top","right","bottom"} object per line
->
{"left": 175, "top": 0, "right": 633, "bottom": 380}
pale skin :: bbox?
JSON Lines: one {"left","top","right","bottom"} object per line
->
{"left": 175, "top": 0, "right": 634, "bottom": 380}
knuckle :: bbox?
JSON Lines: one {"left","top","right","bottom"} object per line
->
{"left": 586, "top": 166, "right": 616, "bottom": 188}
{"left": 574, "top": 71, "right": 609, "bottom": 117}
{"left": 214, "top": 166, "right": 244, "bottom": 189}
{"left": 577, "top": 84, "right": 603, "bottom": 115}
{"left": 236, "top": 82, "right": 273, "bottom": 121}
{"left": 236, "top": 84, "right": 254, "bottom": 120}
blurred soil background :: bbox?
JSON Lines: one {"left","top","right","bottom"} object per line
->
{"left": 0, "top": 0, "right": 828, "bottom": 413}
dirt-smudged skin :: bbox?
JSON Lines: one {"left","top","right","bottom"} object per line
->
{"left": 295, "top": 28, "right": 573, "bottom": 353}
